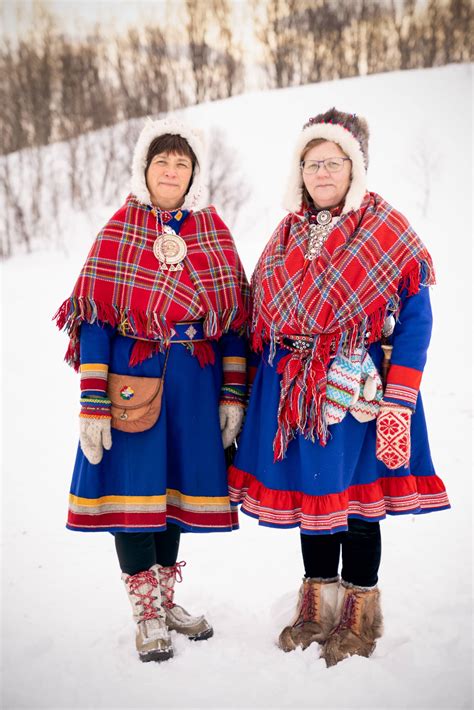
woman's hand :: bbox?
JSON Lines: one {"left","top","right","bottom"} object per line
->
{"left": 79, "top": 418, "right": 112, "bottom": 465}
{"left": 375, "top": 401, "right": 412, "bottom": 469}
{"left": 219, "top": 404, "right": 244, "bottom": 449}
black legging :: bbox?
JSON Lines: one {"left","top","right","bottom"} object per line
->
{"left": 115, "top": 524, "right": 181, "bottom": 576}
{"left": 300, "top": 519, "right": 381, "bottom": 588}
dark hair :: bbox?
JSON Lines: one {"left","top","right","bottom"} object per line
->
{"left": 145, "top": 134, "right": 197, "bottom": 172}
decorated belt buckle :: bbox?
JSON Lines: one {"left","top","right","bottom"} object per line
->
{"left": 284, "top": 335, "right": 313, "bottom": 352}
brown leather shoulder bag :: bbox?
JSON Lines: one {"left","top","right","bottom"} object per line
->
{"left": 107, "top": 349, "right": 169, "bottom": 433}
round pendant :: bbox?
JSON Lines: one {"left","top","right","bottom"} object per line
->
{"left": 153, "top": 231, "right": 187, "bottom": 265}
{"left": 316, "top": 209, "right": 332, "bottom": 226}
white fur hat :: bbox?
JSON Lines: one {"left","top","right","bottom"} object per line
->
{"left": 131, "top": 117, "right": 206, "bottom": 210}
{"left": 283, "top": 108, "right": 369, "bottom": 215}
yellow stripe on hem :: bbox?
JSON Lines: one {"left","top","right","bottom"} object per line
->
{"left": 69, "top": 489, "right": 231, "bottom": 507}
{"left": 167, "top": 489, "right": 231, "bottom": 506}
{"left": 69, "top": 494, "right": 166, "bottom": 507}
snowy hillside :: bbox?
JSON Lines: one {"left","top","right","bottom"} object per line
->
{"left": 2, "top": 64, "right": 472, "bottom": 709}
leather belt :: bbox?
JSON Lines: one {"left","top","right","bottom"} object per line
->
{"left": 281, "top": 335, "right": 314, "bottom": 352}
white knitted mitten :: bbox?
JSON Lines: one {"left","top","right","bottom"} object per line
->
{"left": 79, "top": 418, "right": 112, "bottom": 465}
{"left": 323, "top": 348, "right": 363, "bottom": 425}
{"left": 349, "top": 351, "right": 383, "bottom": 422}
{"left": 218, "top": 404, "right": 244, "bottom": 449}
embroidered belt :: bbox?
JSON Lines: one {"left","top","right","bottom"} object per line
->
{"left": 127, "top": 321, "right": 205, "bottom": 345}
{"left": 281, "top": 335, "right": 314, "bottom": 352}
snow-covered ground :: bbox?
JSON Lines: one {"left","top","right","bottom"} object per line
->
{"left": 2, "top": 64, "right": 472, "bottom": 709}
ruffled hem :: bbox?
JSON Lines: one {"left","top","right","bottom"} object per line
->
{"left": 228, "top": 466, "right": 450, "bottom": 534}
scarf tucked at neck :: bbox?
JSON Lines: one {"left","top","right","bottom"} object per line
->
{"left": 54, "top": 195, "right": 249, "bottom": 370}
{"left": 251, "top": 191, "right": 435, "bottom": 460}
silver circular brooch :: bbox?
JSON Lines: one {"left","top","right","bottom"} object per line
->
{"left": 153, "top": 225, "right": 187, "bottom": 269}
{"left": 316, "top": 209, "right": 332, "bottom": 226}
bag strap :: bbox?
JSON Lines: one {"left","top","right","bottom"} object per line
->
{"left": 161, "top": 346, "right": 170, "bottom": 382}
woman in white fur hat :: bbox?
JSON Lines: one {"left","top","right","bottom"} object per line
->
{"left": 228, "top": 108, "right": 449, "bottom": 666}
{"left": 55, "top": 118, "right": 249, "bottom": 663}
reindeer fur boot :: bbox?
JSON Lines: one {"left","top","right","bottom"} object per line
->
{"left": 158, "top": 561, "right": 213, "bottom": 641}
{"left": 122, "top": 564, "right": 173, "bottom": 663}
{"left": 320, "top": 581, "right": 383, "bottom": 667}
{"left": 278, "top": 577, "right": 340, "bottom": 652}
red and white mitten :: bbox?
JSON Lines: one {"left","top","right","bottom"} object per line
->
{"left": 376, "top": 401, "right": 412, "bottom": 469}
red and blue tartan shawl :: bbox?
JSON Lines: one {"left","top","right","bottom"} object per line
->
{"left": 250, "top": 191, "right": 436, "bottom": 460}
{"left": 54, "top": 196, "right": 249, "bottom": 370}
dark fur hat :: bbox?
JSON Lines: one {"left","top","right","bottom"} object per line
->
{"left": 303, "top": 108, "right": 369, "bottom": 168}
{"left": 284, "top": 107, "right": 370, "bottom": 214}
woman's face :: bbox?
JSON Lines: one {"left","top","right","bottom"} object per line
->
{"left": 302, "top": 141, "right": 352, "bottom": 209}
{"left": 146, "top": 151, "right": 193, "bottom": 210}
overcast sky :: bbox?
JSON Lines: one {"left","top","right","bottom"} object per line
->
{"left": 2, "top": 0, "right": 251, "bottom": 41}
{"left": 2, "top": 1, "right": 184, "bottom": 40}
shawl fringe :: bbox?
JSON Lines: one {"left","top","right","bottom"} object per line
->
{"left": 129, "top": 340, "right": 164, "bottom": 367}
{"left": 54, "top": 199, "right": 250, "bottom": 371}
{"left": 184, "top": 341, "right": 216, "bottom": 367}
{"left": 54, "top": 297, "right": 247, "bottom": 371}
{"left": 251, "top": 256, "right": 435, "bottom": 462}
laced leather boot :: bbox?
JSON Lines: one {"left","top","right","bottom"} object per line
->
{"left": 158, "top": 561, "right": 213, "bottom": 641}
{"left": 320, "top": 582, "right": 383, "bottom": 667}
{"left": 122, "top": 564, "right": 173, "bottom": 662}
{"left": 278, "top": 577, "right": 339, "bottom": 652}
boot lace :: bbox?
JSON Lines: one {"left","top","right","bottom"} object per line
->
{"left": 159, "top": 560, "right": 186, "bottom": 609}
{"left": 332, "top": 590, "right": 358, "bottom": 635}
{"left": 127, "top": 569, "right": 160, "bottom": 621}
{"left": 297, "top": 582, "right": 318, "bottom": 626}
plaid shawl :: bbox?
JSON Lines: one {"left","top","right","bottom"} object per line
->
{"left": 55, "top": 196, "right": 249, "bottom": 369}
{"left": 251, "top": 191, "right": 435, "bottom": 460}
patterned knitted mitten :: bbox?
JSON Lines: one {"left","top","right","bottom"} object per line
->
{"left": 79, "top": 396, "right": 112, "bottom": 465}
{"left": 375, "top": 401, "right": 411, "bottom": 469}
{"left": 80, "top": 418, "right": 112, "bottom": 464}
{"left": 323, "top": 349, "right": 363, "bottom": 425}
{"left": 350, "top": 351, "right": 383, "bottom": 423}
{"left": 219, "top": 403, "right": 244, "bottom": 449}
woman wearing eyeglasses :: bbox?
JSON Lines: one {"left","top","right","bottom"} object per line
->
{"left": 228, "top": 108, "right": 449, "bottom": 666}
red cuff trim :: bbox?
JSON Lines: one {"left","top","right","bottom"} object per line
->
{"left": 385, "top": 364, "right": 422, "bottom": 406}
{"left": 223, "top": 371, "right": 247, "bottom": 386}
{"left": 384, "top": 384, "right": 417, "bottom": 406}
{"left": 386, "top": 364, "right": 423, "bottom": 389}
{"left": 81, "top": 377, "right": 108, "bottom": 394}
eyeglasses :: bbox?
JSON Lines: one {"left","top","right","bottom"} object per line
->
{"left": 300, "top": 157, "right": 351, "bottom": 174}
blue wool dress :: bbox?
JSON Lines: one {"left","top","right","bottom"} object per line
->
{"left": 68, "top": 325, "right": 244, "bottom": 533}
{"left": 229, "top": 287, "right": 450, "bottom": 534}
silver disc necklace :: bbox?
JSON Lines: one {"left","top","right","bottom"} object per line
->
{"left": 305, "top": 209, "right": 339, "bottom": 261}
{"left": 152, "top": 209, "right": 187, "bottom": 271}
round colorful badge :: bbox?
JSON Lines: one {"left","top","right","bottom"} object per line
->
{"left": 120, "top": 385, "right": 134, "bottom": 400}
